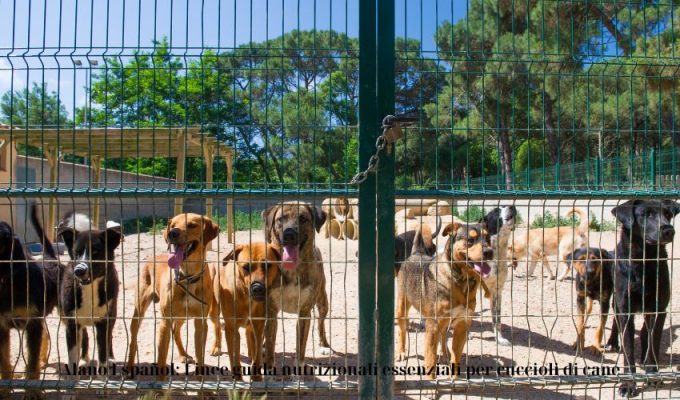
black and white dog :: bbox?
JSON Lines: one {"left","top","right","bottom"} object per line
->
{"left": 57, "top": 213, "right": 122, "bottom": 371}
{"left": 481, "top": 206, "right": 517, "bottom": 346}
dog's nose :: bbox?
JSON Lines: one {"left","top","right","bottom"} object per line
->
{"left": 661, "top": 225, "right": 675, "bottom": 240}
{"left": 483, "top": 248, "right": 494, "bottom": 260}
{"left": 169, "top": 229, "right": 180, "bottom": 240}
{"left": 250, "top": 282, "right": 266, "bottom": 299}
{"left": 74, "top": 263, "right": 88, "bottom": 279}
{"left": 282, "top": 228, "right": 298, "bottom": 244}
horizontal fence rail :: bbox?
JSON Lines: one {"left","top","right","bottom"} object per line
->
{"left": 0, "top": 1, "right": 679, "bottom": 399}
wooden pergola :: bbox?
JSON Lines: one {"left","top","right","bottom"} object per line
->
{"left": 0, "top": 127, "right": 234, "bottom": 244}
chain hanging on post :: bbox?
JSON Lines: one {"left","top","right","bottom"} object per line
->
{"left": 349, "top": 113, "right": 418, "bottom": 185}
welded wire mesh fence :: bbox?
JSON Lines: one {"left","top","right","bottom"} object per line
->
{"left": 0, "top": 0, "right": 679, "bottom": 399}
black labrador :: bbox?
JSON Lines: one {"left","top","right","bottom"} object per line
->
{"left": 605, "top": 199, "right": 680, "bottom": 398}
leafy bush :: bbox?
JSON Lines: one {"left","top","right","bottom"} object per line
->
{"left": 530, "top": 210, "right": 578, "bottom": 229}
{"left": 122, "top": 216, "right": 168, "bottom": 235}
{"left": 588, "top": 211, "right": 617, "bottom": 232}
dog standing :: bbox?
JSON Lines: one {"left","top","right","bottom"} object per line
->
{"left": 262, "top": 202, "right": 330, "bottom": 370}
{"left": 510, "top": 207, "right": 588, "bottom": 280}
{"left": 0, "top": 205, "right": 60, "bottom": 383}
{"left": 604, "top": 199, "right": 679, "bottom": 398}
{"left": 213, "top": 242, "right": 280, "bottom": 380}
{"left": 480, "top": 206, "right": 517, "bottom": 346}
{"left": 396, "top": 222, "right": 493, "bottom": 377}
{"left": 127, "top": 213, "right": 221, "bottom": 376}
{"left": 566, "top": 247, "right": 613, "bottom": 354}
{"left": 57, "top": 213, "right": 122, "bottom": 371}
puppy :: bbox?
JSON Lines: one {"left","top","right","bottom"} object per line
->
{"left": 510, "top": 207, "right": 588, "bottom": 280}
{"left": 396, "top": 222, "right": 493, "bottom": 377}
{"left": 566, "top": 247, "right": 613, "bottom": 354}
{"left": 394, "top": 215, "right": 442, "bottom": 275}
{"left": 480, "top": 206, "right": 517, "bottom": 346}
{"left": 262, "top": 202, "right": 330, "bottom": 370}
{"left": 127, "top": 213, "right": 221, "bottom": 376}
{"left": 604, "top": 200, "right": 679, "bottom": 398}
{"left": 57, "top": 213, "right": 122, "bottom": 371}
{"left": 213, "top": 243, "right": 280, "bottom": 380}
{"left": 0, "top": 204, "right": 60, "bottom": 382}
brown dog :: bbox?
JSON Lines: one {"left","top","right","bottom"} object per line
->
{"left": 262, "top": 202, "right": 330, "bottom": 370}
{"left": 396, "top": 222, "right": 493, "bottom": 378}
{"left": 127, "top": 213, "right": 221, "bottom": 376}
{"left": 509, "top": 207, "right": 588, "bottom": 280}
{"left": 212, "top": 242, "right": 280, "bottom": 380}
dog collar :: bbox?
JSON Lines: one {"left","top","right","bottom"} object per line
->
{"left": 173, "top": 268, "right": 207, "bottom": 305}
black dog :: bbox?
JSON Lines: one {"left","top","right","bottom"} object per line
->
{"left": 566, "top": 247, "right": 613, "bottom": 354}
{"left": 57, "top": 213, "right": 122, "bottom": 372}
{"left": 605, "top": 199, "right": 679, "bottom": 397}
{"left": 0, "top": 204, "right": 60, "bottom": 383}
{"left": 394, "top": 216, "right": 442, "bottom": 275}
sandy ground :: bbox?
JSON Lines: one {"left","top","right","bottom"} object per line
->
{"left": 6, "top": 213, "right": 680, "bottom": 399}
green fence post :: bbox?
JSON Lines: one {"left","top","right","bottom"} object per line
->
{"left": 376, "top": 0, "right": 396, "bottom": 398}
{"left": 358, "top": 0, "right": 378, "bottom": 398}
{"left": 651, "top": 148, "right": 656, "bottom": 189}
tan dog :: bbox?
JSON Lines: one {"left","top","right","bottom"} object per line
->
{"left": 509, "top": 207, "right": 588, "bottom": 280}
{"left": 127, "top": 213, "right": 221, "bottom": 376}
{"left": 262, "top": 202, "right": 330, "bottom": 370}
{"left": 396, "top": 222, "right": 493, "bottom": 378}
{"left": 212, "top": 242, "right": 280, "bottom": 380}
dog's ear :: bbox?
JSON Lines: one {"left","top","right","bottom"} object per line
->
{"left": 163, "top": 220, "right": 171, "bottom": 244}
{"left": 103, "top": 226, "right": 122, "bottom": 252}
{"left": 266, "top": 244, "right": 281, "bottom": 260}
{"left": 222, "top": 244, "right": 245, "bottom": 265}
{"left": 611, "top": 200, "right": 639, "bottom": 230}
{"left": 262, "top": 205, "right": 279, "bottom": 244}
{"left": 663, "top": 200, "right": 680, "bottom": 217}
{"left": 306, "top": 205, "right": 327, "bottom": 233}
{"left": 202, "top": 216, "right": 220, "bottom": 243}
{"left": 442, "top": 222, "right": 461, "bottom": 237}
{"left": 599, "top": 248, "right": 612, "bottom": 260}
{"left": 57, "top": 228, "right": 76, "bottom": 259}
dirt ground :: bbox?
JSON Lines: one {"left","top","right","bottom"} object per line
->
{"left": 6, "top": 213, "right": 680, "bottom": 399}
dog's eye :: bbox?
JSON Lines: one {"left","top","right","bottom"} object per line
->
{"left": 467, "top": 238, "right": 475, "bottom": 246}
{"left": 187, "top": 222, "right": 197, "bottom": 228}
{"left": 242, "top": 263, "right": 252, "bottom": 273}
{"left": 299, "top": 215, "right": 307, "bottom": 223}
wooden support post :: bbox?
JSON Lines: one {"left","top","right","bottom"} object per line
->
{"left": 174, "top": 131, "right": 186, "bottom": 216}
{"left": 91, "top": 156, "right": 102, "bottom": 229}
{"left": 226, "top": 150, "right": 234, "bottom": 244}
{"left": 203, "top": 143, "right": 215, "bottom": 250}
{"left": 46, "top": 146, "right": 59, "bottom": 241}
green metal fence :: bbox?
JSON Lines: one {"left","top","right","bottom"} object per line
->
{"left": 0, "top": 0, "right": 679, "bottom": 398}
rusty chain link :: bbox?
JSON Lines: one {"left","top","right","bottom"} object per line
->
{"left": 349, "top": 114, "right": 418, "bottom": 185}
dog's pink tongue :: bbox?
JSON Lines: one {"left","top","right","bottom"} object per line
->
{"left": 282, "top": 246, "right": 299, "bottom": 270}
{"left": 168, "top": 245, "right": 185, "bottom": 269}
{"left": 473, "top": 262, "right": 491, "bottom": 278}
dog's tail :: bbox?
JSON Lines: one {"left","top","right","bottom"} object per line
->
{"left": 58, "top": 211, "right": 93, "bottom": 233}
{"left": 431, "top": 215, "right": 442, "bottom": 239}
{"left": 565, "top": 207, "right": 588, "bottom": 234}
{"left": 411, "top": 224, "right": 433, "bottom": 256}
{"left": 29, "top": 202, "right": 57, "bottom": 259}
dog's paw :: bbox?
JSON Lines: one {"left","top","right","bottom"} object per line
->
{"left": 397, "top": 352, "right": 407, "bottom": 362}
{"left": 179, "top": 355, "right": 195, "bottom": 365}
{"left": 586, "top": 345, "right": 604, "bottom": 356}
{"left": 319, "top": 346, "right": 332, "bottom": 356}
{"left": 605, "top": 342, "right": 620, "bottom": 352}
{"left": 496, "top": 336, "right": 511, "bottom": 347}
{"left": 210, "top": 347, "right": 222, "bottom": 357}
{"left": 618, "top": 382, "right": 639, "bottom": 398}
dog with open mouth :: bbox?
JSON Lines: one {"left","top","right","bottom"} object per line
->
{"left": 261, "top": 201, "right": 330, "bottom": 371}
{"left": 57, "top": 212, "right": 122, "bottom": 372}
{"left": 212, "top": 242, "right": 280, "bottom": 380}
{"left": 127, "top": 213, "right": 221, "bottom": 377}
{"left": 396, "top": 221, "right": 493, "bottom": 378}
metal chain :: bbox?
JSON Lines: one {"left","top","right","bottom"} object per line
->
{"left": 349, "top": 114, "right": 417, "bottom": 185}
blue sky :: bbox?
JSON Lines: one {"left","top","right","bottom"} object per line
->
{"left": 0, "top": 0, "right": 466, "bottom": 118}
